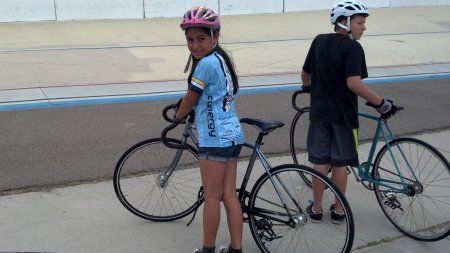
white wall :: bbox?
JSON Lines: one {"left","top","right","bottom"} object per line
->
{"left": 220, "top": 0, "right": 283, "bottom": 15}
{"left": 285, "top": 0, "right": 397, "bottom": 11}
{"left": 286, "top": 0, "right": 337, "bottom": 12}
{"left": 364, "top": 0, "right": 391, "bottom": 8}
{"left": 145, "top": 0, "right": 218, "bottom": 18}
{"left": 55, "top": 0, "right": 143, "bottom": 20}
{"left": 391, "top": 0, "right": 450, "bottom": 6}
{"left": 0, "top": 0, "right": 55, "bottom": 22}
{"left": 1, "top": 0, "right": 449, "bottom": 22}
{"left": 391, "top": 0, "right": 433, "bottom": 6}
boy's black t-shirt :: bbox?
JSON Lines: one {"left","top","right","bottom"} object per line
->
{"left": 302, "top": 33, "right": 368, "bottom": 128}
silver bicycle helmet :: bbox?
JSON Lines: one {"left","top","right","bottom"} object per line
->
{"left": 330, "top": 0, "right": 369, "bottom": 32}
{"left": 331, "top": 0, "right": 369, "bottom": 24}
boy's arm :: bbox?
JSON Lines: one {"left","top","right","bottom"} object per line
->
{"left": 347, "top": 76, "right": 382, "bottom": 105}
{"left": 347, "top": 76, "right": 398, "bottom": 118}
{"left": 301, "top": 69, "right": 311, "bottom": 86}
{"left": 301, "top": 69, "right": 311, "bottom": 92}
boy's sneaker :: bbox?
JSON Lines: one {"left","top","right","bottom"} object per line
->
{"left": 192, "top": 246, "right": 215, "bottom": 253}
{"left": 330, "top": 204, "right": 346, "bottom": 224}
{"left": 306, "top": 202, "right": 322, "bottom": 222}
{"left": 218, "top": 246, "right": 242, "bottom": 253}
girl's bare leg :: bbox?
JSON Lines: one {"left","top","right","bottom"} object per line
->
{"left": 222, "top": 160, "right": 243, "bottom": 249}
{"left": 200, "top": 159, "right": 226, "bottom": 247}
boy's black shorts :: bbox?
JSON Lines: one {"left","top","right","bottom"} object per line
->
{"left": 307, "top": 120, "right": 359, "bottom": 167}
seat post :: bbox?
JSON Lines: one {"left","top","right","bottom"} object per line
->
{"left": 255, "top": 132, "right": 267, "bottom": 146}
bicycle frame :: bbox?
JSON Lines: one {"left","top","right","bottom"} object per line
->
{"left": 354, "top": 112, "right": 419, "bottom": 194}
{"left": 161, "top": 116, "right": 302, "bottom": 227}
{"left": 292, "top": 89, "right": 417, "bottom": 194}
{"left": 159, "top": 120, "right": 199, "bottom": 187}
{"left": 239, "top": 135, "right": 301, "bottom": 226}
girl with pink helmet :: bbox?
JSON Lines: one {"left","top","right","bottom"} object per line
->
{"left": 175, "top": 6, "right": 244, "bottom": 253}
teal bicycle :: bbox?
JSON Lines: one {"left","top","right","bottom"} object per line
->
{"left": 290, "top": 89, "right": 450, "bottom": 242}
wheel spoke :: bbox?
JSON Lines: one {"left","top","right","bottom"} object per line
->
{"left": 248, "top": 165, "right": 354, "bottom": 253}
{"left": 113, "top": 138, "right": 201, "bottom": 221}
{"left": 373, "top": 138, "right": 450, "bottom": 241}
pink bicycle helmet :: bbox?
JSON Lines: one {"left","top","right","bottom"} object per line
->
{"left": 180, "top": 6, "right": 221, "bottom": 32}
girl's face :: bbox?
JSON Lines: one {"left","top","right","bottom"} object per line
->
{"left": 186, "top": 28, "right": 218, "bottom": 59}
{"left": 350, "top": 15, "right": 367, "bottom": 40}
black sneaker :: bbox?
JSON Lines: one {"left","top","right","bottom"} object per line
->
{"left": 192, "top": 246, "right": 215, "bottom": 253}
{"left": 218, "top": 246, "right": 242, "bottom": 253}
{"left": 330, "top": 204, "right": 345, "bottom": 224}
{"left": 306, "top": 202, "right": 322, "bottom": 222}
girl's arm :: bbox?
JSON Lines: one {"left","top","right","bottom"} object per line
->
{"left": 175, "top": 89, "right": 201, "bottom": 120}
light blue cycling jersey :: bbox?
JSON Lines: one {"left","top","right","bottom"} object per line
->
{"left": 189, "top": 51, "right": 245, "bottom": 148}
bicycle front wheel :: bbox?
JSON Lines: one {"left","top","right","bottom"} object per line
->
{"left": 248, "top": 164, "right": 354, "bottom": 253}
{"left": 289, "top": 109, "right": 313, "bottom": 186}
{"left": 113, "top": 138, "right": 202, "bottom": 221}
{"left": 373, "top": 137, "right": 450, "bottom": 241}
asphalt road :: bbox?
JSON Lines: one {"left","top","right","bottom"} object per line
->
{"left": 1, "top": 78, "right": 449, "bottom": 193}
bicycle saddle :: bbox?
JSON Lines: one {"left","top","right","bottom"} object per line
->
{"left": 240, "top": 118, "right": 285, "bottom": 133}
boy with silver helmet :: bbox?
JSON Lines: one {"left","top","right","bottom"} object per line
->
{"left": 301, "top": 0, "right": 398, "bottom": 223}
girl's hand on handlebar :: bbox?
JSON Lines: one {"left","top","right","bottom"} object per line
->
{"left": 172, "top": 115, "right": 186, "bottom": 124}
{"left": 172, "top": 98, "right": 187, "bottom": 123}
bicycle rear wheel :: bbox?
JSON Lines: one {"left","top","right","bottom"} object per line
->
{"left": 248, "top": 164, "right": 354, "bottom": 253}
{"left": 373, "top": 137, "right": 450, "bottom": 241}
{"left": 289, "top": 109, "right": 313, "bottom": 186}
{"left": 113, "top": 138, "right": 202, "bottom": 221}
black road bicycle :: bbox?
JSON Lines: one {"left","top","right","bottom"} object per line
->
{"left": 114, "top": 102, "right": 355, "bottom": 253}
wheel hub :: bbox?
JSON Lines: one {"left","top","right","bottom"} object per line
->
{"left": 156, "top": 174, "right": 168, "bottom": 188}
{"left": 408, "top": 182, "right": 424, "bottom": 195}
{"left": 293, "top": 213, "right": 307, "bottom": 227}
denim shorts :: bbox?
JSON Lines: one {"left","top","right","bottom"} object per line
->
{"left": 198, "top": 145, "right": 243, "bottom": 163}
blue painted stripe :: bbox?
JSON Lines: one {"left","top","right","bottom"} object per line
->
{"left": 1, "top": 73, "right": 449, "bottom": 112}
{"left": 0, "top": 93, "right": 185, "bottom": 112}
{"left": 364, "top": 73, "right": 450, "bottom": 84}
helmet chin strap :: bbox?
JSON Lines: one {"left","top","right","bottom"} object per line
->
{"left": 337, "top": 16, "right": 354, "bottom": 40}
{"left": 210, "top": 29, "right": 217, "bottom": 48}
{"left": 183, "top": 54, "right": 192, "bottom": 73}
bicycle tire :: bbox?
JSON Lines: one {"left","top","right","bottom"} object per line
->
{"left": 373, "top": 137, "right": 450, "bottom": 241}
{"left": 113, "top": 138, "right": 202, "bottom": 222}
{"left": 289, "top": 108, "right": 313, "bottom": 186}
{"left": 248, "top": 164, "right": 354, "bottom": 253}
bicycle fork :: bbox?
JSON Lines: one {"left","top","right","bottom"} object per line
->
{"left": 157, "top": 124, "right": 196, "bottom": 188}
{"left": 156, "top": 148, "right": 186, "bottom": 188}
